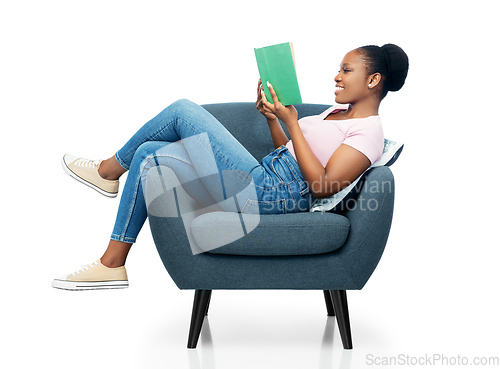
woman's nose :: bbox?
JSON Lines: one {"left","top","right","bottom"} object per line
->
{"left": 335, "top": 73, "right": 341, "bottom": 82}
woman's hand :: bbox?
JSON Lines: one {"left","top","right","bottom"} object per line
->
{"left": 256, "top": 79, "right": 277, "bottom": 121}
{"left": 256, "top": 79, "right": 290, "bottom": 148}
{"left": 260, "top": 81, "right": 298, "bottom": 128}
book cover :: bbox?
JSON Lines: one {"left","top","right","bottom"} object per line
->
{"left": 254, "top": 42, "right": 302, "bottom": 106}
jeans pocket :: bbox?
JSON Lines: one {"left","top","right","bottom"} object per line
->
{"left": 241, "top": 199, "right": 286, "bottom": 215}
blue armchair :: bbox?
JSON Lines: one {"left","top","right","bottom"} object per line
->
{"left": 146, "top": 102, "right": 396, "bottom": 349}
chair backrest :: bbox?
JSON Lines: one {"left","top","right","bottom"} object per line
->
{"left": 202, "top": 102, "right": 330, "bottom": 160}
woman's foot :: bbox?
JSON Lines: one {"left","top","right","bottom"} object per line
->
{"left": 52, "top": 259, "right": 129, "bottom": 291}
{"left": 62, "top": 154, "right": 120, "bottom": 197}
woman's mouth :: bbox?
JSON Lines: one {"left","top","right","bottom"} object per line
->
{"left": 335, "top": 86, "right": 344, "bottom": 94}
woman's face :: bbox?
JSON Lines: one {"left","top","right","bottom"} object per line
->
{"left": 334, "top": 50, "right": 371, "bottom": 104}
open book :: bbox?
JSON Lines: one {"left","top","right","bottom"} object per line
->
{"left": 254, "top": 42, "right": 302, "bottom": 106}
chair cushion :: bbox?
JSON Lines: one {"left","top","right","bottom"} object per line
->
{"left": 191, "top": 212, "right": 350, "bottom": 256}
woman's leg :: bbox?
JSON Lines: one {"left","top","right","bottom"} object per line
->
{"left": 103, "top": 100, "right": 266, "bottom": 265}
{"left": 52, "top": 140, "right": 208, "bottom": 290}
{"left": 97, "top": 98, "right": 259, "bottom": 182}
{"left": 95, "top": 140, "right": 212, "bottom": 268}
{"left": 113, "top": 99, "right": 260, "bottom": 175}
{"left": 98, "top": 157, "right": 127, "bottom": 180}
{"left": 109, "top": 139, "right": 221, "bottom": 247}
{"left": 93, "top": 98, "right": 238, "bottom": 181}
{"left": 100, "top": 240, "right": 132, "bottom": 268}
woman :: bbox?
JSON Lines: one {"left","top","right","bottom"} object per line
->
{"left": 52, "top": 44, "right": 409, "bottom": 290}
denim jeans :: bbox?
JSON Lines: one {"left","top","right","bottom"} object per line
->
{"left": 110, "top": 99, "right": 314, "bottom": 243}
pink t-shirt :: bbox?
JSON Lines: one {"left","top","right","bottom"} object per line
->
{"left": 285, "top": 104, "right": 384, "bottom": 166}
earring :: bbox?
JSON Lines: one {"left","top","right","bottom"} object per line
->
{"left": 368, "top": 84, "right": 372, "bottom": 87}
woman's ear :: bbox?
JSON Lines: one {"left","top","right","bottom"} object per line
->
{"left": 368, "top": 73, "right": 382, "bottom": 89}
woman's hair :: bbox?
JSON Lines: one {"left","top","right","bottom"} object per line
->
{"left": 357, "top": 44, "right": 409, "bottom": 99}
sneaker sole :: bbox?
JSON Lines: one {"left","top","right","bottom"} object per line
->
{"left": 52, "top": 279, "right": 129, "bottom": 291}
{"left": 61, "top": 157, "right": 118, "bottom": 198}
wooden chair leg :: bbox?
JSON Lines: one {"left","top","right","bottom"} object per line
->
{"left": 330, "top": 290, "right": 353, "bottom": 349}
{"left": 323, "top": 290, "right": 335, "bottom": 316}
{"left": 187, "top": 290, "right": 212, "bottom": 349}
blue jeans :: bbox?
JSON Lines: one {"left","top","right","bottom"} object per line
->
{"left": 110, "top": 99, "right": 314, "bottom": 243}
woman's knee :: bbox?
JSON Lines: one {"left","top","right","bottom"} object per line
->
{"left": 168, "top": 99, "right": 197, "bottom": 113}
{"left": 131, "top": 142, "right": 165, "bottom": 170}
{"left": 136, "top": 141, "right": 162, "bottom": 158}
{"left": 132, "top": 141, "right": 190, "bottom": 173}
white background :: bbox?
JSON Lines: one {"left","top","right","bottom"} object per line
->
{"left": 1, "top": 0, "right": 499, "bottom": 368}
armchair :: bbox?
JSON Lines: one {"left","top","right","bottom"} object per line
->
{"left": 146, "top": 102, "right": 396, "bottom": 349}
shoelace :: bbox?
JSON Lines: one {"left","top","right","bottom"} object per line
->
{"left": 71, "top": 261, "right": 99, "bottom": 276}
{"left": 74, "top": 158, "right": 101, "bottom": 169}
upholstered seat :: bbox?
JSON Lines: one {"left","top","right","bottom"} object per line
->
{"left": 192, "top": 211, "right": 350, "bottom": 256}
{"left": 147, "top": 102, "right": 397, "bottom": 349}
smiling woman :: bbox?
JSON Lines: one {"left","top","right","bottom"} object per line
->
{"left": 53, "top": 43, "right": 408, "bottom": 291}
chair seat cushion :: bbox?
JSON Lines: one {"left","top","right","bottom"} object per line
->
{"left": 191, "top": 212, "right": 350, "bottom": 256}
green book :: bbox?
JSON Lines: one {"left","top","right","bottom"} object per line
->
{"left": 254, "top": 42, "right": 302, "bottom": 106}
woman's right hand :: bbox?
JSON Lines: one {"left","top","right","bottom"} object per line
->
{"left": 256, "top": 79, "right": 277, "bottom": 121}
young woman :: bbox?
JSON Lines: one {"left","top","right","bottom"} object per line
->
{"left": 52, "top": 44, "right": 409, "bottom": 290}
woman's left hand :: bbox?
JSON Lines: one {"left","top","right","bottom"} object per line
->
{"left": 260, "top": 82, "right": 298, "bottom": 128}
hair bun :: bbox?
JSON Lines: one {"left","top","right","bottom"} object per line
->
{"left": 382, "top": 44, "right": 409, "bottom": 92}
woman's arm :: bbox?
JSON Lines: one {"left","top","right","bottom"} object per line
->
{"left": 256, "top": 80, "right": 289, "bottom": 149}
{"left": 261, "top": 83, "right": 370, "bottom": 198}
{"left": 266, "top": 117, "right": 289, "bottom": 149}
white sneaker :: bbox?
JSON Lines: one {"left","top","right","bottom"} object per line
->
{"left": 52, "top": 260, "right": 129, "bottom": 291}
{"left": 62, "top": 154, "right": 119, "bottom": 198}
